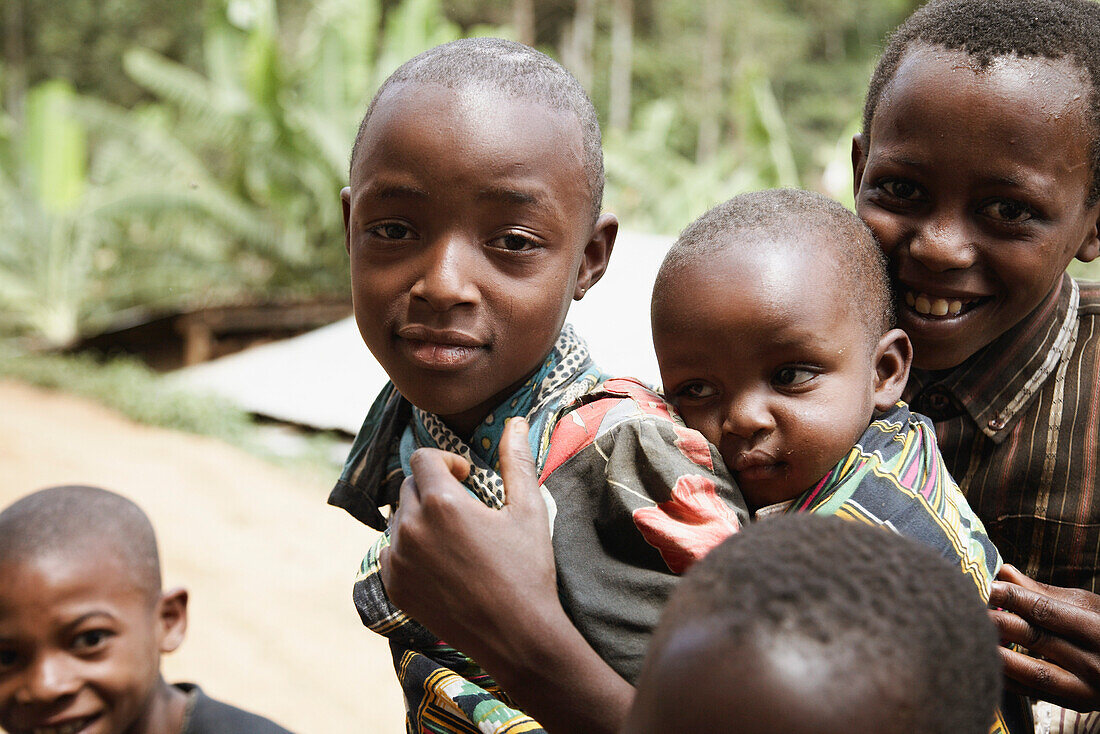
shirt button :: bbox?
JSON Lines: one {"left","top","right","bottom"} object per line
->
{"left": 927, "top": 392, "right": 951, "bottom": 412}
{"left": 988, "top": 416, "right": 1006, "bottom": 431}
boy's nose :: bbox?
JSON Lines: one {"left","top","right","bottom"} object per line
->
{"left": 13, "top": 653, "right": 81, "bottom": 704}
{"left": 410, "top": 237, "right": 481, "bottom": 311}
{"left": 908, "top": 215, "right": 976, "bottom": 272}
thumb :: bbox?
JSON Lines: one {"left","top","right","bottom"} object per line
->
{"left": 498, "top": 417, "right": 541, "bottom": 509}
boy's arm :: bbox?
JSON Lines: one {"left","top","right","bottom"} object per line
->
{"left": 988, "top": 564, "right": 1100, "bottom": 711}
{"left": 379, "top": 420, "right": 634, "bottom": 734}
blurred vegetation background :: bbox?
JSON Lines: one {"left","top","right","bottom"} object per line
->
{"left": 4, "top": 0, "right": 932, "bottom": 350}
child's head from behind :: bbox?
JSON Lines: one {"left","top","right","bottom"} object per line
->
{"left": 624, "top": 515, "right": 1002, "bottom": 734}
{"left": 855, "top": 0, "right": 1100, "bottom": 370}
{"left": 344, "top": 38, "right": 616, "bottom": 437}
{"left": 0, "top": 486, "right": 187, "bottom": 734}
{"left": 652, "top": 189, "right": 910, "bottom": 509}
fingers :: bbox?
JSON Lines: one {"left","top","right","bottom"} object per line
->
{"left": 990, "top": 609, "right": 1093, "bottom": 665}
{"left": 409, "top": 447, "right": 471, "bottom": 485}
{"left": 989, "top": 580, "right": 1100, "bottom": 645}
{"left": 498, "top": 418, "right": 540, "bottom": 509}
{"left": 998, "top": 646, "right": 1097, "bottom": 712}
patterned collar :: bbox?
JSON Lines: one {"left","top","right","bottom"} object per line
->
{"left": 904, "top": 275, "right": 1080, "bottom": 444}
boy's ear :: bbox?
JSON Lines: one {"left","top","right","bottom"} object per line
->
{"left": 851, "top": 133, "right": 869, "bottom": 202}
{"left": 341, "top": 186, "right": 352, "bottom": 255}
{"left": 872, "top": 328, "right": 912, "bottom": 411}
{"left": 157, "top": 587, "right": 189, "bottom": 654}
{"left": 1076, "top": 201, "right": 1100, "bottom": 263}
{"left": 574, "top": 213, "right": 618, "bottom": 300}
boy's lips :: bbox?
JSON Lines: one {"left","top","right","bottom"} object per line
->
{"left": 396, "top": 324, "right": 487, "bottom": 370}
{"left": 24, "top": 713, "right": 101, "bottom": 734}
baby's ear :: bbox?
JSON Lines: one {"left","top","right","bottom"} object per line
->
{"left": 341, "top": 186, "right": 353, "bottom": 255}
{"left": 157, "top": 587, "right": 189, "bottom": 654}
{"left": 574, "top": 212, "right": 618, "bottom": 300}
{"left": 872, "top": 328, "right": 912, "bottom": 411}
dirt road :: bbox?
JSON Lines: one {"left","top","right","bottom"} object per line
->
{"left": 0, "top": 380, "right": 406, "bottom": 733}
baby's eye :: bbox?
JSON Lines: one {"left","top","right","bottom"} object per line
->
{"left": 368, "top": 222, "right": 416, "bottom": 240}
{"left": 0, "top": 648, "right": 19, "bottom": 671}
{"left": 71, "top": 629, "right": 112, "bottom": 653}
{"left": 488, "top": 233, "right": 540, "bottom": 252}
{"left": 979, "top": 199, "right": 1033, "bottom": 223}
{"left": 879, "top": 179, "right": 924, "bottom": 201}
{"left": 773, "top": 367, "right": 815, "bottom": 388}
{"left": 675, "top": 382, "right": 717, "bottom": 401}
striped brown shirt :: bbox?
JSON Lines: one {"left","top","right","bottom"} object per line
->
{"left": 905, "top": 275, "right": 1100, "bottom": 593}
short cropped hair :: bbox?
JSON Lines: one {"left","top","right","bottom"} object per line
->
{"left": 654, "top": 189, "right": 894, "bottom": 339}
{"left": 0, "top": 485, "right": 161, "bottom": 601}
{"left": 649, "top": 515, "right": 1001, "bottom": 734}
{"left": 863, "top": 0, "right": 1100, "bottom": 204}
{"left": 351, "top": 37, "right": 604, "bottom": 222}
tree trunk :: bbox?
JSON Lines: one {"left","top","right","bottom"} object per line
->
{"left": 561, "top": 0, "right": 595, "bottom": 91}
{"left": 696, "top": 0, "right": 724, "bottom": 163}
{"left": 512, "top": 0, "right": 535, "bottom": 47}
{"left": 4, "top": 0, "right": 26, "bottom": 121}
{"left": 609, "top": 0, "right": 633, "bottom": 132}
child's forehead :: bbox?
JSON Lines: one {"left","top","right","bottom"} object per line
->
{"left": 883, "top": 44, "right": 1091, "bottom": 125}
{"left": 363, "top": 81, "right": 584, "bottom": 155}
{"left": 352, "top": 81, "right": 591, "bottom": 201}
{"left": 0, "top": 547, "right": 153, "bottom": 611}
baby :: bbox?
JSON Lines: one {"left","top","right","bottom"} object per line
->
{"left": 624, "top": 514, "right": 1003, "bottom": 734}
{"left": 652, "top": 189, "right": 1000, "bottom": 599}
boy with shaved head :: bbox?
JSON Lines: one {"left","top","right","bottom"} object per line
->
{"left": 0, "top": 486, "right": 292, "bottom": 734}
{"left": 330, "top": 36, "right": 747, "bottom": 734}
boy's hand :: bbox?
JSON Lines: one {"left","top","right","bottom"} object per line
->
{"left": 988, "top": 564, "right": 1100, "bottom": 712}
{"left": 379, "top": 418, "right": 559, "bottom": 659}
{"left": 378, "top": 418, "right": 632, "bottom": 734}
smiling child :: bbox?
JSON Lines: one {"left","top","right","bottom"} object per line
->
{"left": 853, "top": 0, "right": 1100, "bottom": 720}
{"left": 0, "top": 486, "right": 292, "bottom": 734}
{"left": 329, "top": 38, "right": 747, "bottom": 734}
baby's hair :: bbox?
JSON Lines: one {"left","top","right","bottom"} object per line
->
{"left": 351, "top": 37, "right": 604, "bottom": 222}
{"left": 654, "top": 189, "right": 894, "bottom": 340}
{"left": 651, "top": 515, "right": 1001, "bottom": 734}
{"left": 863, "top": 0, "right": 1100, "bottom": 204}
{"left": 0, "top": 485, "right": 161, "bottom": 602}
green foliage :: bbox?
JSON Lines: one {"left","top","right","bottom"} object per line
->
{"left": 0, "top": 347, "right": 254, "bottom": 442}
{"left": 2, "top": 0, "right": 923, "bottom": 343}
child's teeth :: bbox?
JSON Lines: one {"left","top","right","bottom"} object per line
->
{"left": 908, "top": 291, "right": 969, "bottom": 317}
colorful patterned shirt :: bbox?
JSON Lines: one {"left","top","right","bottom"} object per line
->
{"left": 905, "top": 276, "right": 1100, "bottom": 595}
{"left": 329, "top": 327, "right": 748, "bottom": 734}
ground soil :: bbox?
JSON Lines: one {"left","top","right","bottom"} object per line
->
{"left": 0, "top": 380, "right": 406, "bottom": 733}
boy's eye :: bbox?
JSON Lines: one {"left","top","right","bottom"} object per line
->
{"left": 879, "top": 179, "right": 924, "bottom": 201}
{"left": 773, "top": 367, "right": 815, "bottom": 388}
{"left": 675, "top": 382, "right": 717, "bottom": 401}
{"left": 488, "top": 233, "right": 540, "bottom": 252}
{"left": 368, "top": 222, "right": 416, "bottom": 240}
{"left": 71, "top": 629, "right": 112, "bottom": 653}
{"left": 979, "top": 199, "right": 1033, "bottom": 223}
